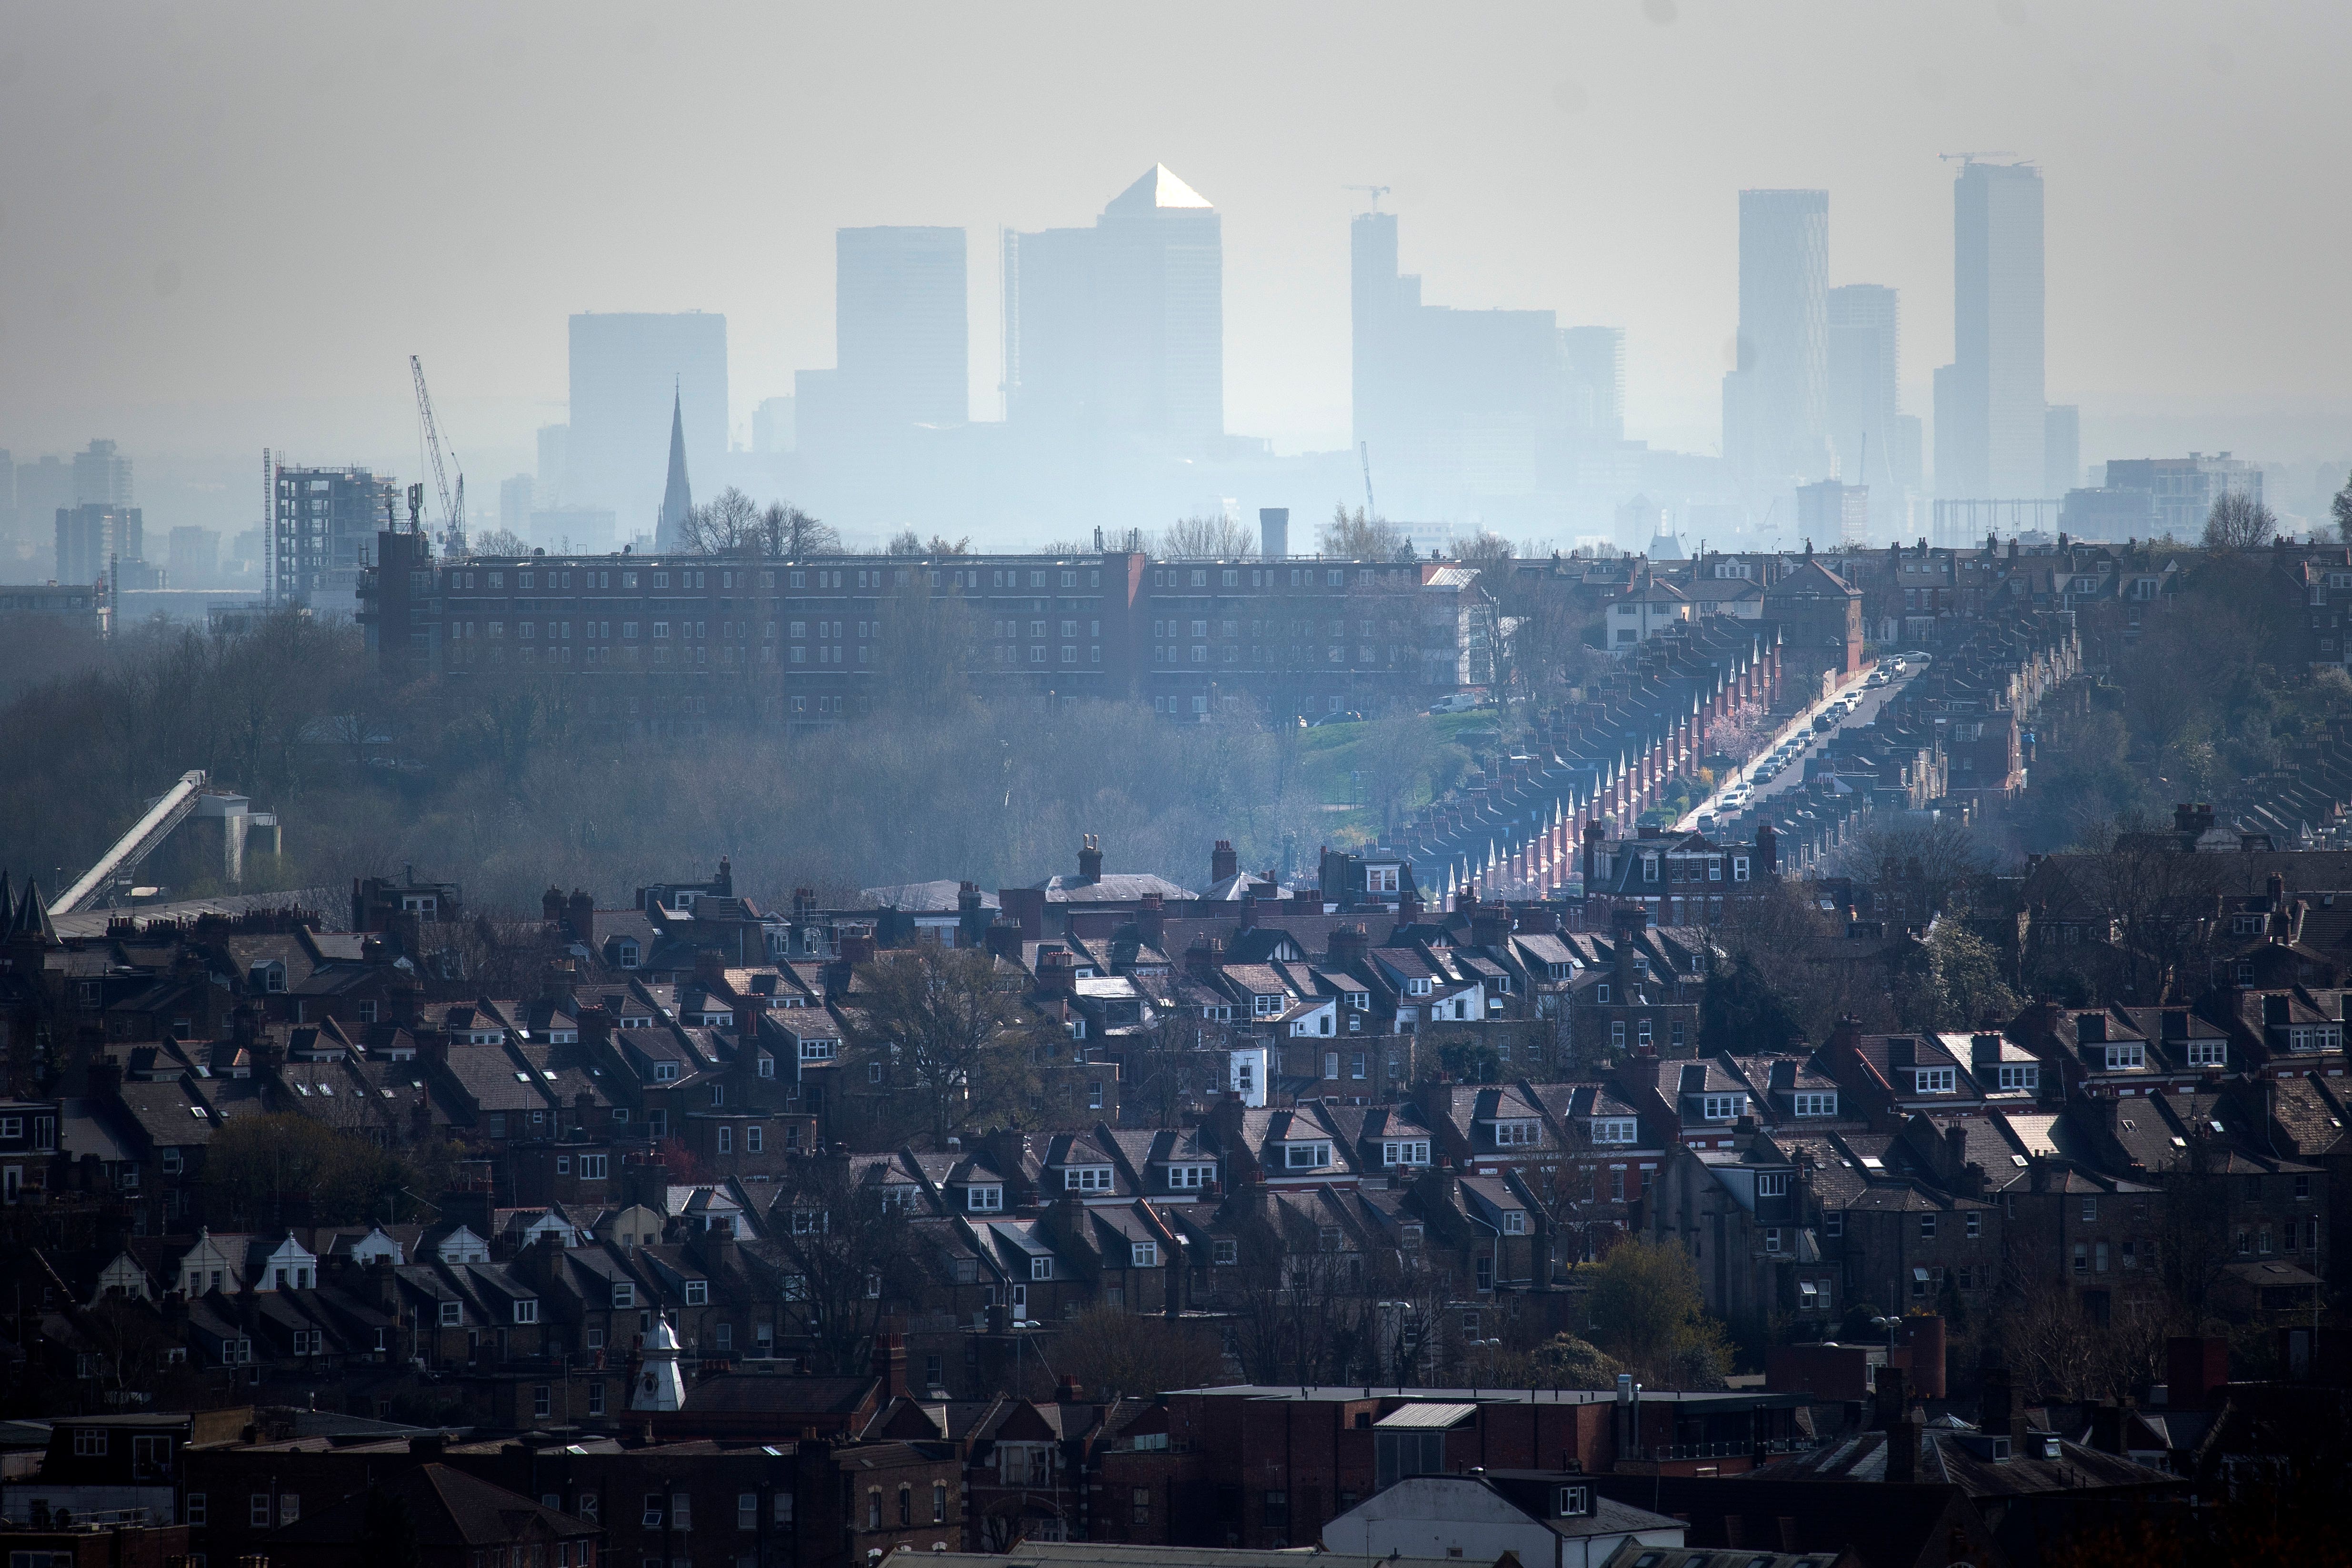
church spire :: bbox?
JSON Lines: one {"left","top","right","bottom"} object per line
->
{"left": 657, "top": 380, "right": 692, "bottom": 550}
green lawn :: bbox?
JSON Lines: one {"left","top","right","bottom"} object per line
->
{"left": 1292, "top": 709, "right": 1503, "bottom": 845}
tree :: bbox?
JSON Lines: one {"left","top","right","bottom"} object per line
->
{"left": 843, "top": 945, "right": 1041, "bottom": 1147}
{"left": 769, "top": 1154, "right": 924, "bottom": 1375}
{"left": 469, "top": 527, "right": 530, "bottom": 557}
{"left": 874, "top": 574, "right": 975, "bottom": 717}
{"left": 759, "top": 501, "right": 840, "bottom": 558}
{"left": 1892, "top": 920, "right": 2021, "bottom": 1032}
{"left": 1581, "top": 1237, "right": 1731, "bottom": 1388}
{"left": 1125, "top": 1006, "right": 1231, "bottom": 1129}
{"left": 1161, "top": 514, "right": 1257, "bottom": 559}
{"left": 1058, "top": 1306, "right": 1229, "bottom": 1398}
{"left": 1492, "top": 1331, "right": 1623, "bottom": 1390}
{"left": 1321, "top": 504, "right": 1408, "bottom": 561}
{"left": 1698, "top": 953, "right": 1808, "bottom": 1056}
{"left": 202, "top": 1112, "right": 409, "bottom": 1228}
{"left": 2202, "top": 490, "right": 2276, "bottom": 552}
{"left": 885, "top": 529, "right": 923, "bottom": 556}
{"left": 680, "top": 486, "right": 763, "bottom": 554}
{"left": 358, "top": 1486, "right": 422, "bottom": 1568}
{"left": 2334, "top": 468, "right": 2352, "bottom": 544}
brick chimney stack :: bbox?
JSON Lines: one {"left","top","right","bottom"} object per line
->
{"left": 567, "top": 890, "right": 595, "bottom": 947}
{"left": 1136, "top": 892, "right": 1166, "bottom": 950}
{"left": 1211, "top": 840, "right": 1239, "bottom": 884}
{"left": 984, "top": 917, "right": 1024, "bottom": 961}
{"left": 541, "top": 886, "right": 565, "bottom": 925}
{"left": 1078, "top": 835, "right": 1104, "bottom": 884}
{"left": 1328, "top": 924, "right": 1370, "bottom": 969}
{"left": 1037, "top": 949, "right": 1078, "bottom": 999}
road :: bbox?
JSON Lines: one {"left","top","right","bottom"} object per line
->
{"left": 1675, "top": 659, "right": 1925, "bottom": 832}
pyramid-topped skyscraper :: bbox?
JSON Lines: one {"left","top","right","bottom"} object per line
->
{"left": 1003, "top": 164, "right": 1222, "bottom": 450}
{"left": 656, "top": 383, "right": 693, "bottom": 550}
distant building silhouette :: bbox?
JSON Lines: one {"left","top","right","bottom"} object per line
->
{"left": 1351, "top": 208, "right": 1623, "bottom": 518}
{"left": 55, "top": 502, "right": 141, "bottom": 587}
{"left": 1722, "top": 189, "right": 1830, "bottom": 494}
{"left": 1003, "top": 165, "right": 1223, "bottom": 452}
{"left": 566, "top": 312, "right": 727, "bottom": 533}
{"left": 1935, "top": 160, "right": 2045, "bottom": 498}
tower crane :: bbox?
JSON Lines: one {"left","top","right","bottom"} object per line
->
{"left": 1343, "top": 184, "right": 1391, "bottom": 211}
{"left": 410, "top": 355, "right": 465, "bottom": 542}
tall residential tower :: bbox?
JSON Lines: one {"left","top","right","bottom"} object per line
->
{"left": 1935, "top": 160, "right": 2045, "bottom": 498}
{"left": 1722, "top": 190, "right": 1830, "bottom": 494}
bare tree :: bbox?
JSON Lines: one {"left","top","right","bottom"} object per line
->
{"left": 679, "top": 486, "right": 762, "bottom": 554}
{"left": 758, "top": 501, "right": 840, "bottom": 558}
{"left": 1321, "top": 505, "right": 1409, "bottom": 561}
{"left": 1160, "top": 514, "right": 1257, "bottom": 559}
{"left": 2202, "top": 491, "right": 2276, "bottom": 552}
{"left": 469, "top": 527, "right": 530, "bottom": 557}
{"left": 841, "top": 944, "right": 1042, "bottom": 1148}
{"left": 767, "top": 1153, "right": 924, "bottom": 1374}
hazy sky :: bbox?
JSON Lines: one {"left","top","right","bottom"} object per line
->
{"left": 4, "top": 0, "right": 2348, "bottom": 496}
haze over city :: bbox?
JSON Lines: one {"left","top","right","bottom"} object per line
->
{"left": 4, "top": 1, "right": 2351, "bottom": 546}
{"left": 5, "top": 8, "right": 2352, "bottom": 1564}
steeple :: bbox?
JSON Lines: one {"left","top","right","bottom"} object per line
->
{"left": 657, "top": 381, "right": 692, "bottom": 551}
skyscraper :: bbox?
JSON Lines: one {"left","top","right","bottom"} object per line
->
{"left": 1936, "top": 160, "right": 2045, "bottom": 498}
{"left": 1561, "top": 327, "right": 1626, "bottom": 443}
{"left": 566, "top": 312, "right": 727, "bottom": 532}
{"left": 836, "top": 226, "right": 967, "bottom": 432}
{"left": 271, "top": 463, "right": 395, "bottom": 609}
{"left": 1350, "top": 209, "right": 1617, "bottom": 514}
{"left": 73, "top": 439, "right": 133, "bottom": 508}
{"left": 1722, "top": 190, "right": 1830, "bottom": 492}
{"left": 1825, "top": 284, "right": 1902, "bottom": 490}
{"left": 1003, "top": 165, "right": 1223, "bottom": 450}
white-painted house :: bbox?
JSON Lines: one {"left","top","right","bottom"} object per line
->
{"left": 1322, "top": 1473, "right": 1683, "bottom": 1568}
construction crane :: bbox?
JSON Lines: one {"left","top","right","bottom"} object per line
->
{"left": 1344, "top": 184, "right": 1391, "bottom": 211}
{"left": 1359, "top": 441, "right": 1379, "bottom": 522}
{"left": 410, "top": 355, "right": 464, "bottom": 541}
{"left": 1938, "top": 151, "right": 2019, "bottom": 166}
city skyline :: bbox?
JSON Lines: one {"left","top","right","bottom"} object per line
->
{"left": 4, "top": 4, "right": 2347, "bottom": 477}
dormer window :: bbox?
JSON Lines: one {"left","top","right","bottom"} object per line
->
{"left": 1699, "top": 1094, "right": 1744, "bottom": 1121}
{"left": 1997, "top": 1064, "right": 2040, "bottom": 1091}
{"left": 1366, "top": 865, "right": 1400, "bottom": 895}
{"left": 1912, "top": 1068, "right": 1956, "bottom": 1094}
{"left": 1284, "top": 1141, "right": 1332, "bottom": 1170}
{"left": 1253, "top": 994, "right": 1282, "bottom": 1017}
{"left": 799, "top": 1038, "right": 838, "bottom": 1062}
{"left": 1756, "top": 1172, "right": 1790, "bottom": 1197}
{"left": 1589, "top": 1118, "right": 1638, "bottom": 1144}
{"left": 1163, "top": 1162, "right": 1214, "bottom": 1189}
{"left": 1501, "top": 1211, "right": 1527, "bottom": 1234}
{"left": 1062, "top": 1166, "right": 1113, "bottom": 1192}
{"left": 1554, "top": 1485, "right": 1591, "bottom": 1518}
{"left": 2102, "top": 1044, "right": 2145, "bottom": 1071}
{"left": 967, "top": 1185, "right": 1003, "bottom": 1213}
{"left": 1408, "top": 978, "right": 1431, "bottom": 996}
{"left": 1491, "top": 1119, "right": 1539, "bottom": 1147}
{"left": 652, "top": 1061, "right": 680, "bottom": 1082}
{"left": 1382, "top": 1139, "right": 1431, "bottom": 1166}
{"left": 1792, "top": 1092, "right": 1836, "bottom": 1117}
